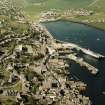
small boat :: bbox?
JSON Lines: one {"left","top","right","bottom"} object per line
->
{"left": 102, "top": 91, "right": 105, "bottom": 95}
{"left": 96, "top": 38, "right": 100, "bottom": 41}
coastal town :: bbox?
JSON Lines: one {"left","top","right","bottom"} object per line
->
{"left": 39, "top": 9, "right": 105, "bottom": 24}
{"left": 0, "top": 0, "right": 105, "bottom": 105}
{"left": 0, "top": 11, "right": 92, "bottom": 104}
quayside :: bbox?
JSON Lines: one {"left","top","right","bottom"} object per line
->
{"left": 42, "top": 20, "right": 105, "bottom": 105}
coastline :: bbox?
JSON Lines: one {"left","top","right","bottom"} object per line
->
{"left": 40, "top": 18, "right": 105, "bottom": 31}
{"left": 35, "top": 23, "right": 93, "bottom": 105}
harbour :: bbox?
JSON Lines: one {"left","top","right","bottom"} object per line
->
{"left": 54, "top": 41, "right": 101, "bottom": 75}
{"left": 42, "top": 20, "right": 105, "bottom": 105}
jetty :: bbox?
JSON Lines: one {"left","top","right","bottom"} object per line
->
{"left": 67, "top": 54, "right": 99, "bottom": 75}
{"left": 40, "top": 27, "right": 104, "bottom": 75}
{"left": 41, "top": 25, "right": 105, "bottom": 59}
{"left": 53, "top": 40, "right": 105, "bottom": 75}
{"left": 56, "top": 40, "right": 105, "bottom": 59}
{"left": 62, "top": 43, "right": 105, "bottom": 59}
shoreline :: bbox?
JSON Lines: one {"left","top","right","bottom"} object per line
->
{"left": 40, "top": 18, "right": 105, "bottom": 31}
{"left": 40, "top": 23, "right": 104, "bottom": 75}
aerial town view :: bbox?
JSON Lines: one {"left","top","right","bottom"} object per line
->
{"left": 0, "top": 0, "right": 105, "bottom": 105}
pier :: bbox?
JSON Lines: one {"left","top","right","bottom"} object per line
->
{"left": 56, "top": 40, "right": 105, "bottom": 59}
{"left": 67, "top": 54, "right": 99, "bottom": 75}
{"left": 40, "top": 27, "right": 104, "bottom": 75}
{"left": 62, "top": 43, "right": 105, "bottom": 59}
{"left": 42, "top": 24, "right": 105, "bottom": 59}
{"left": 67, "top": 43, "right": 104, "bottom": 59}
{"left": 53, "top": 40, "right": 105, "bottom": 75}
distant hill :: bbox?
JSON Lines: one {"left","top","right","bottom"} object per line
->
{"left": 15, "top": 0, "right": 105, "bottom": 17}
{"left": 18, "top": 0, "right": 105, "bottom": 8}
{"left": 18, "top": 0, "right": 93, "bottom": 8}
{"left": 88, "top": 0, "right": 105, "bottom": 11}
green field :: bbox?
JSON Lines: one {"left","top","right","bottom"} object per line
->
{"left": 18, "top": 0, "right": 92, "bottom": 15}
{"left": 16, "top": 0, "right": 105, "bottom": 29}
{"left": 17, "top": 0, "right": 105, "bottom": 14}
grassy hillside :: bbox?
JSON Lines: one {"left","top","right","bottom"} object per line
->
{"left": 15, "top": 0, "right": 105, "bottom": 15}
{"left": 15, "top": 0, "right": 105, "bottom": 29}
{"left": 88, "top": 0, "right": 105, "bottom": 12}
{"left": 19, "top": 0, "right": 93, "bottom": 15}
{"left": 15, "top": 0, "right": 105, "bottom": 14}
